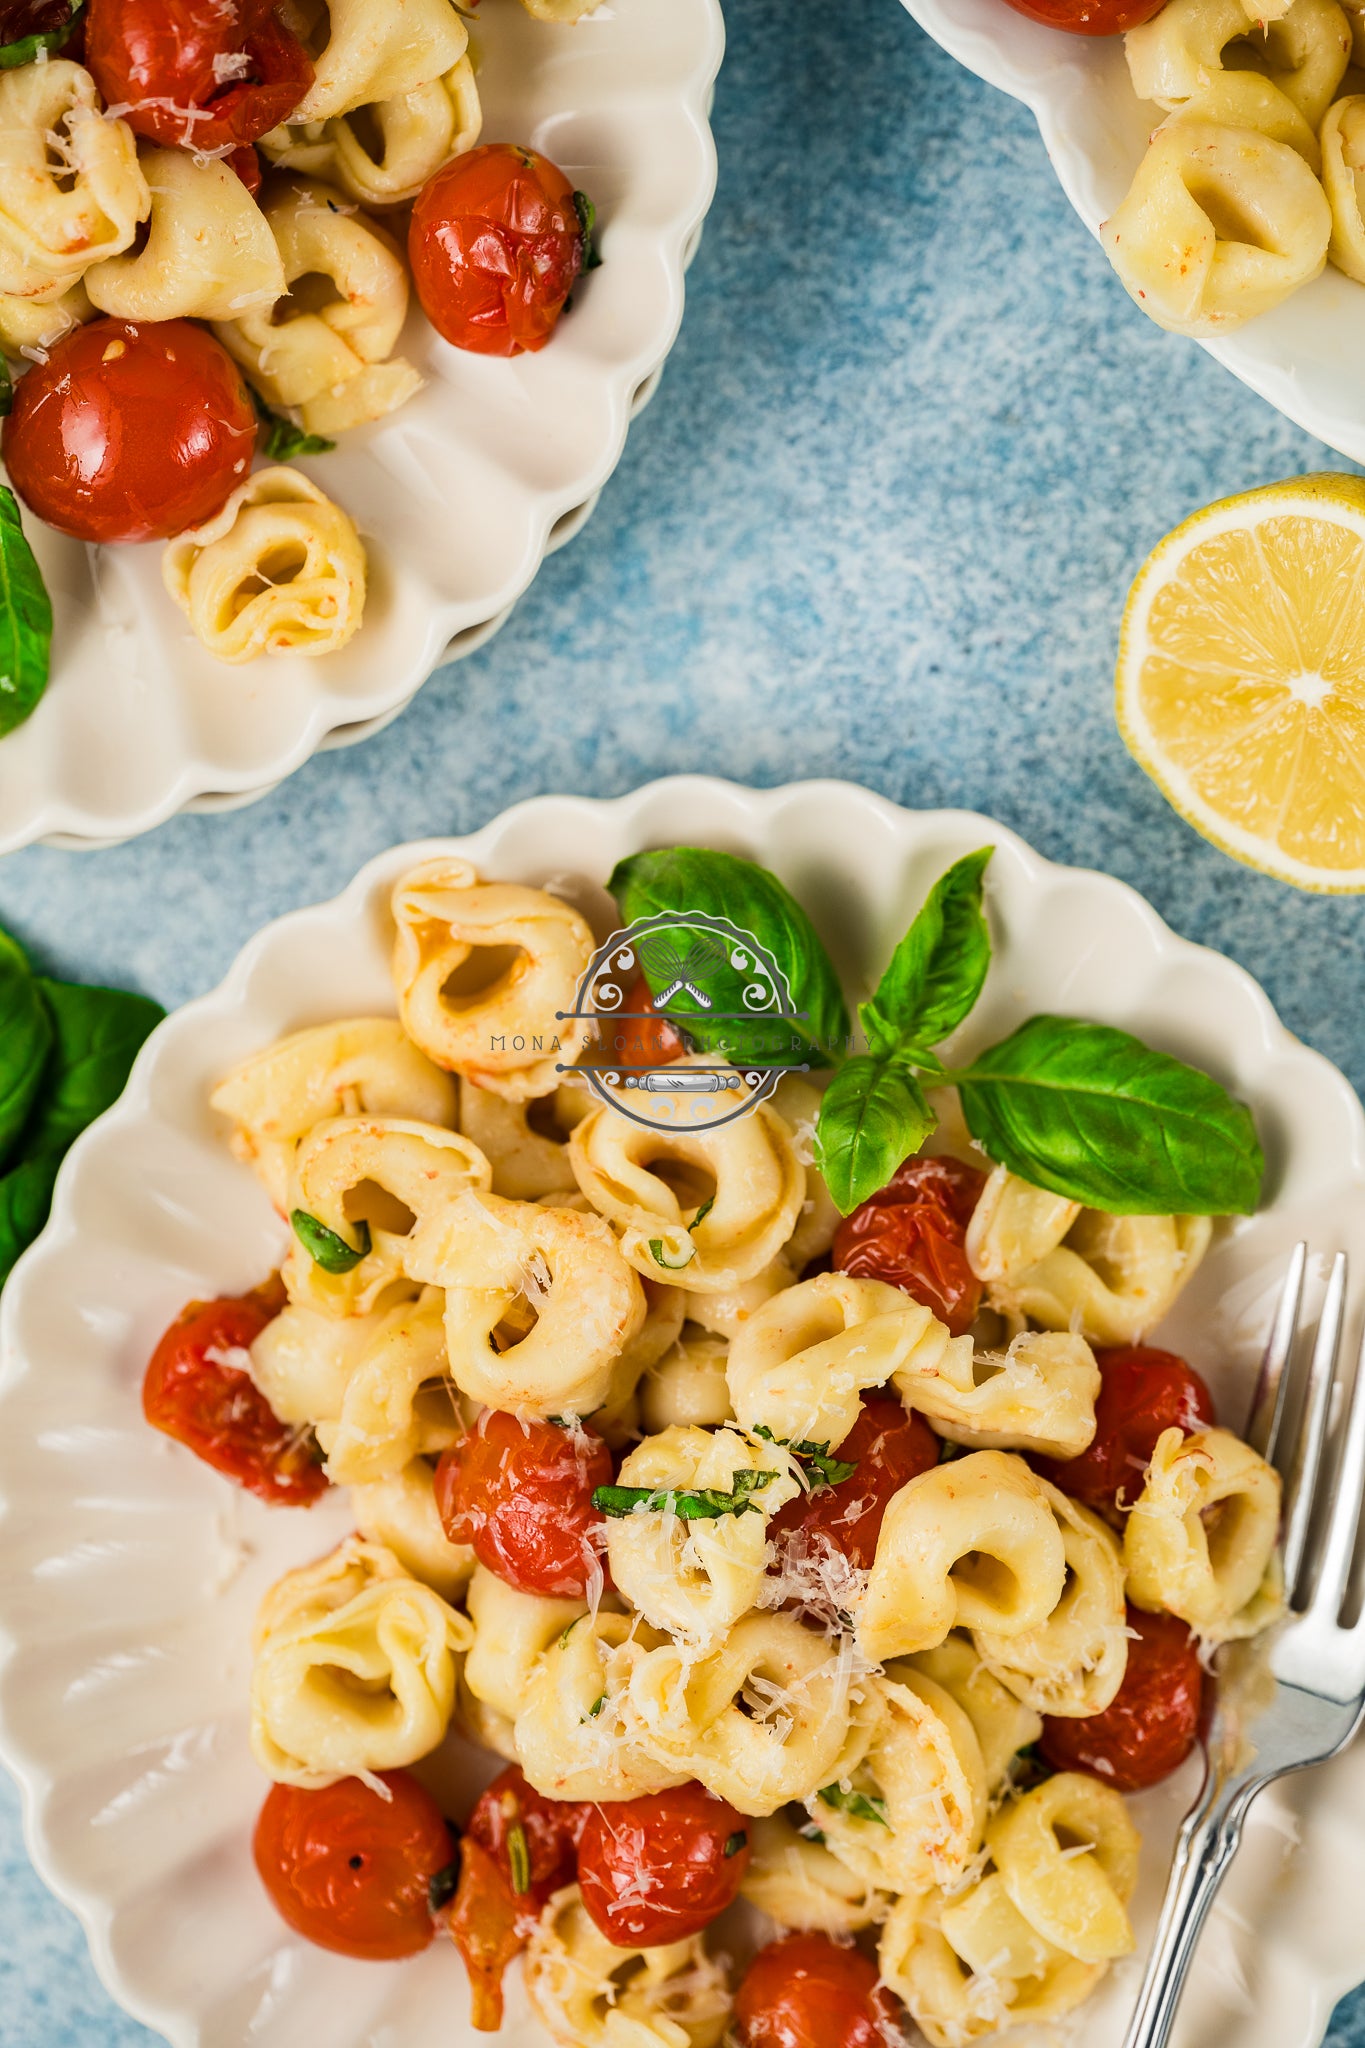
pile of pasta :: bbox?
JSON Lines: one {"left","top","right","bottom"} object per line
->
{"left": 1101, "top": 0, "right": 1365, "bottom": 334}
{"left": 207, "top": 857, "right": 1283, "bottom": 2048}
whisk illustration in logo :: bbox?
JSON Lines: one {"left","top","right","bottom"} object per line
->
{"left": 562, "top": 911, "right": 809, "bottom": 1132}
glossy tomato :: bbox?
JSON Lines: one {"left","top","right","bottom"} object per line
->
{"left": 450, "top": 1765, "right": 586, "bottom": 2029}
{"left": 603, "top": 971, "right": 688, "bottom": 1070}
{"left": 833, "top": 1152, "right": 986, "bottom": 1336}
{"left": 578, "top": 1782, "right": 750, "bottom": 1947}
{"left": 1034, "top": 1344, "right": 1216, "bottom": 1514}
{"left": 1040, "top": 1604, "right": 1205, "bottom": 1790}
{"left": 142, "top": 1278, "right": 329, "bottom": 1504}
{"left": 998, "top": 0, "right": 1167, "bottom": 28}
{"left": 735, "top": 1932, "right": 903, "bottom": 2048}
{"left": 85, "top": 0, "right": 313, "bottom": 151}
{"left": 409, "top": 143, "right": 588, "bottom": 357}
{"left": 434, "top": 1409, "right": 612, "bottom": 1597}
{"left": 768, "top": 1397, "right": 939, "bottom": 1573}
{"left": 254, "top": 1770, "right": 453, "bottom": 1960}
{"left": 228, "top": 143, "right": 264, "bottom": 197}
{"left": 4, "top": 318, "right": 256, "bottom": 544}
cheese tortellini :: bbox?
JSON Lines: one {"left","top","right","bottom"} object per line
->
{"left": 85, "top": 148, "right": 284, "bottom": 323}
{"left": 260, "top": 58, "right": 482, "bottom": 207}
{"left": 1124, "top": 1425, "right": 1283, "bottom": 1639}
{"left": 525, "top": 1886, "right": 732, "bottom": 2048}
{"left": 0, "top": 62, "right": 148, "bottom": 300}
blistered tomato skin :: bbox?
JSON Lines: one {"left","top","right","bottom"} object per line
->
{"left": 833, "top": 1152, "right": 987, "bottom": 1336}
{"left": 3, "top": 319, "right": 256, "bottom": 544}
{"left": 1040, "top": 1604, "right": 1205, "bottom": 1790}
{"left": 434, "top": 1410, "right": 613, "bottom": 1597}
{"left": 142, "top": 1279, "right": 329, "bottom": 1504}
{"left": 450, "top": 1764, "right": 587, "bottom": 2030}
{"left": 253, "top": 1770, "right": 453, "bottom": 1961}
{"left": 610, "top": 971, "right": 688, "bottom": 1069}
{"left": 998, "top": 0, "right": 1167, "bottom": 28}
{"left": 735, "top": 1932, "right": 903, "bottom": 2048}
{"left": 1033, "top": 1344, "right": 1216, "bottom": 1514}
{"left": 85, "top": 0, "right": 314, "bottom": 151}
{"left": 409, "top": 143, "right": 586, "bottom": 357}
{"left": 768, "top": 1396, "right": 939, "bottom": 1572}
{"left": 577, "top": 1782, "right": 750, "bottom": 1947}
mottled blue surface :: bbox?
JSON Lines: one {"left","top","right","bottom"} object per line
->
{"left": 1, "top": 0, "right": 1364, "bottom": 2041}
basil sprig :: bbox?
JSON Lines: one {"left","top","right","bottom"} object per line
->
{"left": 818, "top": 1783, "right": 889, "bottom": 1828}
{"left": 251, "top": 389, "right": 336, "bottom": 462}
{"left": 593, "top": 1469, "right": 777, "bottom": 1521}
{"left": 0, "top": 487, "right": 53, "bottom": 739}
{"left": 0, "top": 0, "right": 84, "bottom": 68}
{"left": 291, "top": 1209, "right": 372, "bottom": 1274}
{"left": 428, "top": 1860, "right": 460, "bottom": 1914}
{"left": 754, "top": 1425, "right": 857, "bottom": 1492}
{"left": 0, "top": 935, "right": 163, "bottom": 1286}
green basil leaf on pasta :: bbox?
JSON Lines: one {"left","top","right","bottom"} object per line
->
{"left": 609, "top": 846, "right": 850, "bottom": 1068}
{"left": 949, "top": 1014, "right": 1264, "bottom": 1215}
{"left": 573, "top": 190, "right": 603, "bottom": 271}
{"left": 592, "top": 1470, "right": 778, "bottom": 1522}
{"left": 251, "top": 390, "right": 336, "bottom": 462}
{"left": 427, "top": 1861, "right": 460, "bottom": 1914}
{"left": 0, "top": 0, "right": 84, "bottom": 69}
{"left": 724, "top": 1831, "right": 747, "bottom": 1857}
{"left": 818, "top": 1784, "right": 889, "bottom": 1828}
{"left": 0, "top": 487, "right": 52, "bottom": 739}
{"left": 648, "top": 1236, "right": 697, "bottom": 1271}
{"left": 753, "top": 1425, "right": 857, "bottom": 1492}
{"left": 814, "top": 1053, "right": 935, "bottom": 1215}
{"left": 291, "top": 1209, "right": 372, "bottom": 1273}
{"left": 861, "top": 846, "right": 994, "bottom": 1059}
{"left": 0, "top": 928, "right": 52, "bottom": 1165}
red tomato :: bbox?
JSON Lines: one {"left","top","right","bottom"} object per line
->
{"left": 998, "top": 0, "right": 1167, "bottom": 28}
{"left": 1033, "top": 1345, "right": 1216, "bottom": 1514}
{"left": 768, "top": 1397, "right": 939, "bottom": 1573}
{"left": 4, "top": 318, "right": 256, "bottom": 544}
{"left": 85, "top": 0, "right": 313, "bottom": 152}
{"left": 605, "top": 971, "right": 688, "bottom": 1069}
{"left": 450, "top": 1765, "right": 587, "bottom": 2030}
{"left": 1040, "top": 1605, "right": 1205, "bottom": 1790}
{"left": 409, "top": 143, "right": 587, "bottom": 357}
{"left": 577, "top": 1782, "right": 750, "bottom": 1947}
{"left": 254, "top": 1770, "right": 453, "bottom": 1961}
{"left": 228, "top": 143, "right": 263, "bottom": 197}
{"left": 434, "top": 1410, "right": 612, "bottom": 1597}
{"left": 735, "top": 1932, "right": 902, "bottom": 2048}
{"left": 142, "top": 1279, "right": 329, "bottom": 1505}
{"left": 833, "top": 1153, "right": 986, "bottom": 1336}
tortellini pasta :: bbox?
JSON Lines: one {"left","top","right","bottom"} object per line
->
{"left": 251, "top": 1537, "right": 471, "bottom": 1786}
{"left": 640, "top": 1323, "right": 735, "bottom": 1432}
{"left": 987, "top": 1771, "right": 1140, "bottom": 1964}
{"left": 972, "top": 1483, "right": 1129, "bottom": 1718}
{"left": 901, "top": 1636, "right": 1043, "bottom": 1792}
{"left": 391, "top": 859, "right": 598, "bottom": 1097}
{"left": 249, "top": 1294, "right": 397, "bottom": 1425}
{"left": 1126, "top": 0, "right": 1350, "bottom": 127}
{"left": 260, "top": 58, "right": 482, "bottom": 207}
{"left": 286, "top": 0, "right": 474, "bottom": 124}
{"left": 516, "top": 1608, "right": 687, "bottom": 1803}
{"left": 1124, "top": 1424, "right": 1283, "bottom": 1639}
{"left": 0, "top": 281, "right": 90, "bottom": 354}
{"left": 740, "top": 1814, "right": 890, "bottom": 1934}
{"left": 903, "top": 1330, "right": 1100, "bottom": 1460}
{"left": 0, "top": 62, "right": 148, "bottom": 300}
{"left": 1321, "top": 93, "right": 1365, "bottom": 276}
{"left": 211, "top": 1018, "right": 457, "bottom": 1212}
{"left": 463, "top": 1564, "right": 588, "bottom": 1729}
{"left": 878, "top": 1877, "right": 1104, "bottom": 2045}
{"left": 314, "top": 1286, "right": 455, "bottom": 1483}
{"left": 213, "top": 178, "right": 421, "bottom": 436}
{"left": 860, "top": 1451, "right": 1067, "bottom": 1664}
{"left": 525, "top": 1886, "right": 732, "bottom": 2048}
{"left": 84, "top": 148, "right": 284, "bottom": 323}
{"left": 459, "top": 1077, "right": 584, "bottom": 1200}
{"left": 162, "top": 467, "right": 368, "bottom": 665}
{"left": 351, "top": 1455, "right": 474, "bottom": 1600}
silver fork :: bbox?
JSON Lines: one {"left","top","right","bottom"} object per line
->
{"left": 1121, "top": 1243, "right": 1365, "bottom": 2048}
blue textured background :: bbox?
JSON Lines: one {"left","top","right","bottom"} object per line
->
{"left": 2, "top": 0, "right": 1364, "bottom": 2040}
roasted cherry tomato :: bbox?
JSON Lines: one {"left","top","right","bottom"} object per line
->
{"left": 4, "top": 318, "right": 256, "bottom": 544}
{"left": 999, "top": 0, "right": 1167, "bottom": 28}
{"left": 450, "top": 1765, "right": 587, "bottom": 2030}
{"left": 1040, "top": 1604, "right": 1205, "bottom": 1790}
{"left": 228, "top": 143, "right": 263, "bottom": 197}
{"left": 833, "top": 1152, "right": 986, "bottom": 1336}
{"left": 254, "top": 1770, "right": 454, "bottom": 1961}
{"left": 409, "top": 143, "right": 588, "bottom": 357}
{"left": 768, "top": 1396, "right": 939, "bottom": 1573}
{"left": 1034, "top": 1344, "right": 1216, "bottom": 1515}
{"left": 142, "top": 1278, "right": 328, "bottom": 1504}
{"left": 599, "top": 971, "right": 688, "bottom": 1070}
{"left": 434, "top": 1409, "right": 612, "bottom": 1597}
{"left": 577, "top": 1782, "right": 750, "bottom": 1947}
{"left": 735, "top": 1932, "right": 903, "bottom": 2048}
{"left": 85, "top": 0, "right": 313, "bottom": 152}
{"left": 0, "top": 0, "right": 82, "bottom": 52}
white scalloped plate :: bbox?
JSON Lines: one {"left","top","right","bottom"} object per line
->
{"left": 904, "top": 0, "right": 1365, "bottom": 465}
{"left": 2, "top": 776, "right": 1364, "bottom": 2048}
{"left": 0, "top": 1, "right": 722, "bottom": 857}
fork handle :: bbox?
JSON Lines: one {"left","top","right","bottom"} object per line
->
{"left": 1120, "top": 1772, "right": 1259, "bottom": 2048}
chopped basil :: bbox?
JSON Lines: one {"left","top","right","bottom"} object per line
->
{"left": 573, "top": 190, "right": 603, "bottom": 271}
{"left": 690, "top": 1194, "right": 715, "bottom": 1229}
{"left": 818, "top": 1783, "right": 889, "bottom": 1829}
{"left": 723, "top": 1830, "right": 747, "bottom": 1858}
{"left": 251, "top": 389, "right": 336, "bottom": 462}
{"left": 507, "top": 1820, "right": 531, "bottom": 1896}
{"left": 592, "top": 1469, "right": 778, "bottom": 1522}
{"left": 648, "top": 1236, "right": 696, "bottom": 1271}
{"left": 428, "top": 1859, "right": 460, "bottom": 1913}
{"left": 289, "top": 1209, "right": 371, "bottom": 1273}
{"left": 0, "top": 486, "right": 52, "bottom": 740}
{"left": 558, "top": 1615, "right": 584, "bottom": 1648}
{"left": 584, "top": 1694, "right": 606, "bottom": 1721}
{"left": 753, "top": 1425, "right": 857, "bottom": 1492}
{"left": 0, "top": 0, "right": 84, "bottom": 69}
{"left": 937, "top": 1438, "right": 966, "bottom": 1463}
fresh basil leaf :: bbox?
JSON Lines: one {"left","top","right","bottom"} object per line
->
{"left": 648, "top": 1236, "right": 696, "bottom": 1271}
{"left": 0, "top": 0, "right": 83, "bottom": 67}
{"left": 949, "top": 1015, "right": 1264, "bottom": 1216}
{"left": 690, "top": 1194, "right": 715, "bottom": 1230}
{"left": 584, "top": 1693, "right": 606, "bottom": 1720}
{"left": 724, "top": 1831, "right": 747, "bottom": 1857}
{"left": 814, "top": 1052, "right": 935, "bottom": 1215}
{"left": 290, "top": 1209, "right": 372, "bottom": 1272}
{"left": 592, "top": 1470, "right": 778, "bottom": 1521}
{"left": 506, "top": 1821, "right": 531, "bottom": 1897}
{"left": 428, "top": 1860, "right": 460, "bottom": 1914}
{"left": 0, "top": 487, "right": 52, "bottom": 739}
{"left": 862, "top": 847, "right": 993, "bottom": 1059}
{"left": 251, "top": 389, "right": 335, "bottom": 462}
{"left": 753, "top": 1425, "right": 857, "bottom": 1492}
{"left": 0, "top": 1144, "right": 61, "bottom": 1288}
{"left": 817, "top": 1784, "right": 889, "bottom": 1828}
{"left": 609, "top": 847, "right": 850, "bottom": 1069}
{"left": 29, "top": 979, "right": 163, "bottom": 1149}
{"left": 0, "top": 929, "right": 51, "bottom": 1165}
{"left": 573, "top": 190, "right": 603, "bottom": 271}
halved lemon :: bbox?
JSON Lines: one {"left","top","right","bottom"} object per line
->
{"left": 1117, "top": 475, "right": 1365, "bottom": 892}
